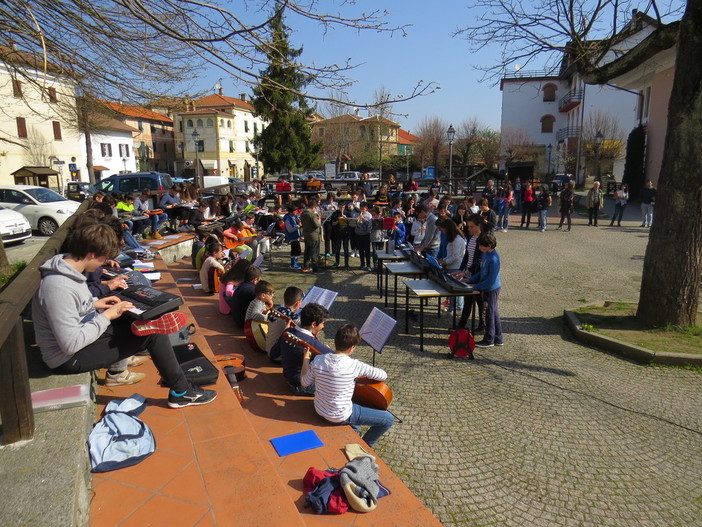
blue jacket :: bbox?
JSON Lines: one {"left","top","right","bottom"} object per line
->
{"left": 280, "top": 326, "right": 333, "bottom": 387}
{"left": 468, "top": 249, "right": 501, "bottom": 292}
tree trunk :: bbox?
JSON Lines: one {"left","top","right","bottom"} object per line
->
{"left": 0, "top": 244, "right": 10, "bottom": 276}
{"left": 637, "top": 2, "right": 702, "bottom": 326}
{"left": 85, "top": 129, "right": 95, "bottom": 184}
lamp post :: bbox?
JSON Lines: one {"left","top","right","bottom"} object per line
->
{"left": 446, "top": 124, "right": 455, "bottom": 193}
{"left": 595, "top": 131, "right": 603, "bottom": 182}
{"left": 192, "top": 129, "right": 201, "bottom": 187}
{"left": 122, "top": 157, "right": 127, "bottom": 173}
{"left": 547, "top": 143, "right": 552, "bottom": 176}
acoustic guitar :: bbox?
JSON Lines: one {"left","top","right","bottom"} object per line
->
{"left": 243, "top": 308, "right": 293, "bottom": 353}
{"left": 282, "top": 332, "right": 393, "bottom": 411}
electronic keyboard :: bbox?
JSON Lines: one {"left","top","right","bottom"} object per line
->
{"left": 115, "top": 286, "right": 183, "bottom": 320}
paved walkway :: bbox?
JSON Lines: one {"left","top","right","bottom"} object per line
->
{"left": 263, "top": 205, "right": 702, "bottom": 526}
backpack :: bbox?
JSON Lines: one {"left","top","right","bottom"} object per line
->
{"left": 448, "top": 329, "right": 475, "bottom": 359}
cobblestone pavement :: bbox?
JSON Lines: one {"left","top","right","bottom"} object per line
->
{"left": 265, "top": 206, "right": 702, "bottom": 527}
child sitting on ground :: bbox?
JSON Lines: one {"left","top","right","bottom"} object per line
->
{"left": 199, "top": 240, "right": 225, "bottom": 294}
{"left": 229, "top": 266, "right": 262, "bottom": 328}
{"left": 218, "top": 259, "right": 252, "bottom": 315}
{"left": 266, "top": 286, "right": 303, "bottom": 362}
{"left": 244, "top": 280, "right": 275, "bottom": 324}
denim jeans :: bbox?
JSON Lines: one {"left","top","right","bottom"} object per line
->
{"left": 538, "top": 209, "right": 548, "bottom": 230}
{"left": 482, "top": 288, "right": 503, "bottom": 345}
{"left": 497, "top": 207, "right": 511, "bottom": 230}
{"left": 611, "top": 203, "right": 626, "bottom": 225}
{"left": 641, "top": 203, "right": 654, "bottom": 226}
{"left": 343, "top": 403, "right": 394, "bottom": 447}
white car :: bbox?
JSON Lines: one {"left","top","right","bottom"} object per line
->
{"left": 0, "top": 206, "right": 32, "bottom": 245}
{"left": 0, "top": 185, "right": 81, "bottom": 236}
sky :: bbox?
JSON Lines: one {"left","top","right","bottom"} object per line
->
{"left": 196, "top": 1, "right": 509, "bottom": 134}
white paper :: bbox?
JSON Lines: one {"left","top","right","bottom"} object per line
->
{"left": 143, "top": 272, "right": 161, "bottom": 281}
{"left": 359, "top": 307, "right": 397, "bottom": 353}
{"left": 301, "top": 286, "right": 338, "bottom": 310}
{"left": 192, "top": 284, "right": 203, "bottom": 290}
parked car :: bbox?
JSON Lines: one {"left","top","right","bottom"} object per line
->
{"left": 0, "top": 185, "right": 81, "bottom": 236}
{"left": 0, "top": 206, "right": 32, "bottom": 245}
{"left": 95, "top": 172, "right": 174, "bottom": 195}
{"left": 66, "top": 181, "right": 97, "bottom": 202}
{"left": 335, "top": 171, "right": 362, "bottom": 181}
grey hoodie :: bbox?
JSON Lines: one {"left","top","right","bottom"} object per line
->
{"left": 32, "top": 254, "right": 111, "bottom": 369}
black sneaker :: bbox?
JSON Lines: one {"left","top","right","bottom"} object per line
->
{"left": 168, "top": 384, "right": 217, "bottom": 408}
{"left": 475, "top": 340, "right": 494, "bottom": 348}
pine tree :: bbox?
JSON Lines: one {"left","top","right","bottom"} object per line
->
{"left": 252, "top": 6, "right": 320, "bottom": 174}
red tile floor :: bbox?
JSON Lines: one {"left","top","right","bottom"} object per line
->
{"left": 89, "top": 257, "right": 442, "bottom": 527}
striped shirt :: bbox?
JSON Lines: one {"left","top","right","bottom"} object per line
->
{"left": 301, "top": 353, "right": 387, "bottom": 423}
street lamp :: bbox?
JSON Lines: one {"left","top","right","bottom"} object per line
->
{"left": 446, "top": 124, "right": 455, "bottom": 193}
{"left": 122, "top": 157, "right": 127, "bottom": 173}
{"left": 547, "top": 144, "right": 552, "bottom": 176}
{"left": 192, "top": 129, "right": 201, "bottom": 187}
{"left": 595, "top": 131, "right": 604, "bottom": 182}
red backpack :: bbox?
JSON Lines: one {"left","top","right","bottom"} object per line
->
{"left": 448, "top": 329, "right": 475, "bottom": 359}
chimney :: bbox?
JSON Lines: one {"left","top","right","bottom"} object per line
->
{"left": 239, "top": 93, "right": 247, "bottom": 102}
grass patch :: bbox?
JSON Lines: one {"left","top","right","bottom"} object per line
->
{"left": 574, "top": 302, "right": 702, "bottom": 355}
{"left": 0, "top": 261, "right": 27, "bottom": 289}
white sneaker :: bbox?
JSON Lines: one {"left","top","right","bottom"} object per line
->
{"left": 105, "top": 370, "right": 146, "bottom": 386}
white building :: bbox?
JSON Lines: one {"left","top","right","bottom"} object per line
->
{"left": 173, "top": 91, "right": 267, "bottom": 179}
{"left": 0, "top": 47, "right": 83, "bottom": 191}
{"left": 79, "top": 116, "right": 139, "bottom": 177}
{"left": 499, "top": 12, "right": 658, "bottom": 183}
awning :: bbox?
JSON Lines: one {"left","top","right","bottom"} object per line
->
{"left": 93, "top": 165, "right": 110, "bottom": 171}
{"left": 11, "top": 166, "right": 59, "bottom": 177}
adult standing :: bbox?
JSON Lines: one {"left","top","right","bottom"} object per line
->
{"left": 556, "top": 182, "right": 574, "bottom": 232}
{"left": 415, "top": 204, "right": 441, "bottom": 257}
{"left": 609, "top": 183, "right": 629, "bottom": 227}
{"left": 639, "top": 180, "right": 656, "bottom": 227}
{"left": 536, "top": 185, "right": 552, "bottom": 232}
{"left": 495, "top": 183, "right": 513, "bottom": 232}
{"left": 300, "top": 198, "right": 323, "bottom": 273}
{"left": 586, "top": 181, "right": 604, "bottom": 226}
{"left": 513, "top": 177, "right": 523, "bottom": 213}
{"left": 520, "top": 181, "right": 535, "bottom": 228}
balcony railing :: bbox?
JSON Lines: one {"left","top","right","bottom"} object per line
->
{"left": 502, "top": 69, "right": 560, "bottom": 80}
{"left": 559, "top": 90, "right": 583, "bottom": 112}
{"left": 557, "top": 127, "right": 580, "bottom": 142}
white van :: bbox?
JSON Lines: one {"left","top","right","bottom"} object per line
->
{"left": 202, "top": 175, "right": 230, "bottom": 189}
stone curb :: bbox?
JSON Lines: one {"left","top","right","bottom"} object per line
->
{"left": 563, "top": 307, "right": 702, "bottom": 367}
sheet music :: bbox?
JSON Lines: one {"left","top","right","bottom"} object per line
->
{"left": 359, "top": 307, "right": 396, "bottom": 353}
{"left": 252, "top": 254, "right": 264, "bottom": 268}
{"left": 301, "top": 286, "right": 338, "bottom": 310}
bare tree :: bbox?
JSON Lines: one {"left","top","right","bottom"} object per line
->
{"left": 414, "top": 116, "right": 449, "bottom": 179}
{"left": 459, "top": 0, "right": 700, "bottom": 326}
{"left": 475, "top": 128, "right": 502, "bottom": 170}
{"left": 454, "top": 118, "right": 483, "bottom": 175}
{"left": 581, "top": 110, "right": 625, "bottom": 176}
{"left": 501, "top": 126, "right": 538, "bottom": 164}
{"left": 26, "top": 126, "right": 50, "bottom": 166}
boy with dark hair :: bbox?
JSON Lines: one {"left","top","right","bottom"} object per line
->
{"left": 33, "top": 223, "right": 216, "bottom": 407}
{"left": 283, "top": 203, "right": 302, "bottom": 269}
{"left": 245, "top": 280, "right": 275, "bottom": 323}
{"left": 279, "top": 303, "right": 333, "bottom": 395}
{"left": 266, "top": 286, "right": 303, "bottom": 362}
{"left": 466, "top": 232, "right": 503, "bottom": 347}
{"left": 300, "top": 324, "right": 393, "bottom": 447}
{"left": 229, "top": 266, "right": 262, "bottom": 328}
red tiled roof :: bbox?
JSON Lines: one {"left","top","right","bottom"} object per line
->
{"left": 398, "top": 129, "right": 421, "bottom": 144}
{"left": 100, "top": 100, "right": 173, "bottom": 124}
{"left": 195, "top": 93, "right": 254, "bottom": 111}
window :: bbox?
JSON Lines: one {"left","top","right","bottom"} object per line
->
{"left": 118, "top": 178, "right": 140, "bottom": 192}
{"left": 162, "top": 128, "right": 167, "bottom": 135}
{"left": 245, "top": 141, "right": 250, "bottom": 152}
{"left": 227, "top": 120, "right": 232, "bottom": 128}
{"left": 4, "top": 189, "right": 28, "bottom": 204}
{"left": 12, "top": 79, "right": 22, "bottom": 97}
{"left": 100, "top": 143, "right": 113, "bottom": 157}
{"left": 229, "top": 140, "right": 235, "bottom": 153}
{"left": 187, "top": 119, "right": 193, "bottom": 128}
{"left": 163, "top": 143, "right": 167, "bottom": 153}
{"left": 542, "top": 84, "right": 557, "bottom": 102}
{"left": 47, "top": 87, "right": 57, "bottom": 103}
{"left": 254, "top": 122, "right": 258, "bottom": 134}
{"left": 152, "top": 142, "right": 157, "bottom": 155}
{"left": 179, "top": 121, "right": 183, "bottom": 132}
{"left": 540, "top": 115, "right": 555, "bottom": 133}
{"left": 150, "top": 124, "right": 156, "bottom": 134}
{"left": 119, "top": 144, "right": 130, "bottom": 157}
{"left": 138, "top": 120, "right": 143, "bottom": 131}
{"left": 220, "top": 119, "right": 224, "bottom": 127}
{"left": 16, "top": 117, "right": 27, "bottom": 138}
{"left": 206, "top": 118, "right": 214, "bottom": 127}
{"left": 196, "top": 119, "right": 203, "bottom": 127}
{"left": 52, "top": 121, "right": 62, "bottom": 140}
{"left": 197, "top": 140, "right": 204, "bottom": 152}
{"left": 244, "top": 121, "right": 249, "bottom": 133}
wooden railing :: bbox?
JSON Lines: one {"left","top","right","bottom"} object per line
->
{"left": 0, "top": 202, "right": 88, "bottom": 444}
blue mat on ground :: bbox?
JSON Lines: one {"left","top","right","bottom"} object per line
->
{"left": 270, "top": 430, "right": 324, "bottom": 456}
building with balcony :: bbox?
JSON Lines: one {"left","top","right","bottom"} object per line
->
{"left": 499, "top": 11, "right": 658, "bottom": 183}
{"left": 172, "top": 92, "right": 266, "bottom": 180}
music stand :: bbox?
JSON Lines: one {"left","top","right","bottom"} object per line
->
{"left": 359, "top": 307, "right": 397, "bottom": 367}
